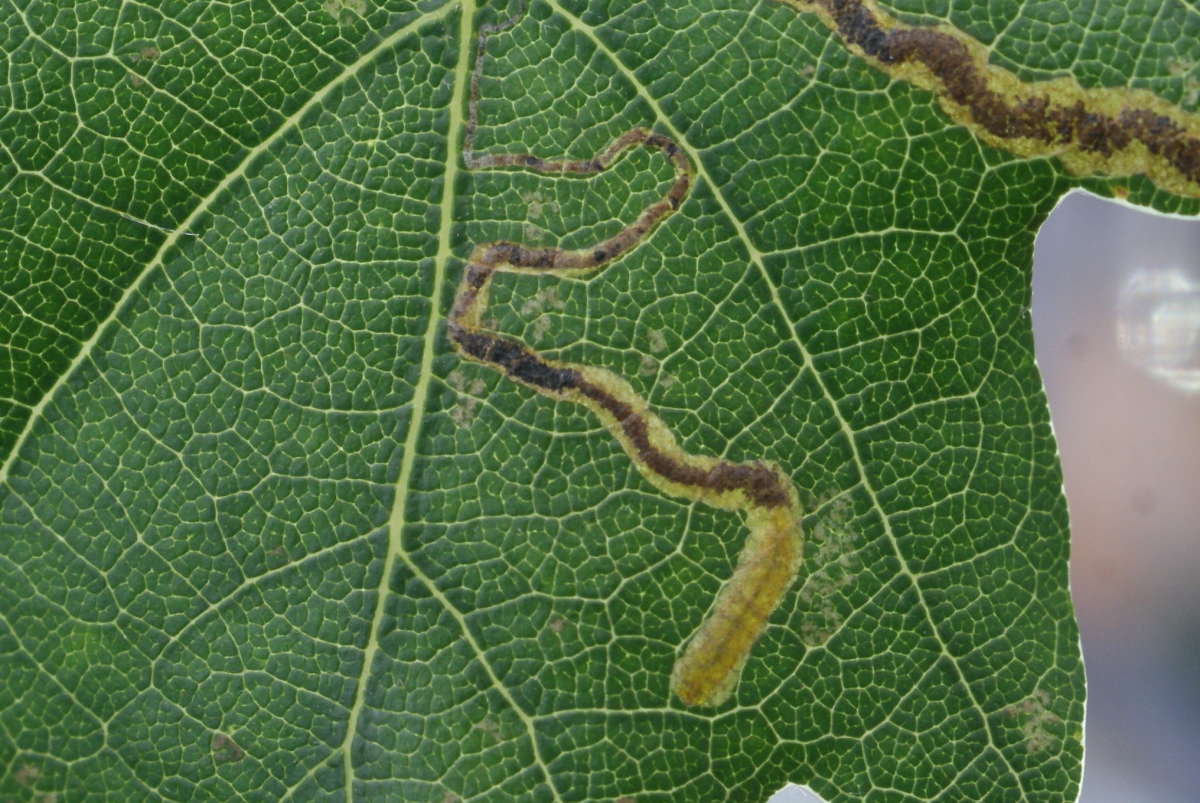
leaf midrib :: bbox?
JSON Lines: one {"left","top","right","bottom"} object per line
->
{"left": 0, "top": 3, "right": 455, "bottom": 487}
{"left": 339, "top": 1, "right": 565, "bottom": 799}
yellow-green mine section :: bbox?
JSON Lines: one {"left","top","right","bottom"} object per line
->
{"left": 780, "top": 0, "right": 1200, "bottom": 198}
{"left": 452, "top": 25, "right": 806, "bottom": 704}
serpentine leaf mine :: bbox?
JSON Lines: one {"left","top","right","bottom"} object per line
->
{"left": 447, "top": 0, "right": 1200, "bottom": 709}
{"left": 783, "top": 0, "right": 1200, "bottom": 197}
{"left": 449, "top": 7, "right": 805, "bottom": 708}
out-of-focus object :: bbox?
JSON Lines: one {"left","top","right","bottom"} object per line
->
{"left": 768, "top": 784, "right": 829, "bottom": 803}
{"left": 1116, "top": 267, "right": 1200, "bottom": 393}
{"left": 1034, "top": 190, "right": 1200, "bottom": 803}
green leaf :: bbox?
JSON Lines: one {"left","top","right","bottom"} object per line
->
{"left": 3, "top": 0, "right": 1199, "bottom": 799}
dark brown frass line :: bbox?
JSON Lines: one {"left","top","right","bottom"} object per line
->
{"left": 447, "top": 127, "right": 792, "bottom": 509}
{"left": 794, "top": 0, "right": 1200, "bottom": 189}
{"left": 447, "top": 7, "right": 804, "bottom": 708}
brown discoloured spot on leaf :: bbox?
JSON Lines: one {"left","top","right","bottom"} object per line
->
{"left": 451, "top": 397, "right": 480, "bottom": 428}
{"left": 211, "top": 732, "right": 244, "bottom": 763}
{"left": 520, "top": 286, "right": 564, "bottom": 318}
{"left": 521, "top": 190, "right": 559, "bottom": 221}
{"left": 522, "top": 222, "right": 539, "bottom": 241}
{"left": 647, "top": 328, "right": 668, "bottom": 355}
{"left": 1003, "top": 689, "right": 1062, "bottom": 753}
{"left": 447, "top": 369, "right": 484, "bottom": 426}
{"left": 796, "top": 496, "right": 861, "bottom": 646}
{"left": 474, "top": 716, "right": 501, "bottom": 743}
{"left": 530, "top": 316, "right": 551, "bottom": 343}
{"left": 15, "top": 763, "right": 39, "bottom": 786}
{"left": 323, "top": 0, "right": 367, "bottom": 18}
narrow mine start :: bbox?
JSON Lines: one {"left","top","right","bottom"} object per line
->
{"left": 448, "top": 7, "right": 806, "bottom": 707}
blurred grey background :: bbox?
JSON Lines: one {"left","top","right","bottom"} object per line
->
{"left": 1031, "top": 191, "right": 1200, "bottom": 802}
{"left": 770, "top": 191, "right": 1200, "bottom": 802}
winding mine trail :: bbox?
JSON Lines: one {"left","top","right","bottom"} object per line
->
{"left": 447, "top": 8, "right": 805, "bottom": 708}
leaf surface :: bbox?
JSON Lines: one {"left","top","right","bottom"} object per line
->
{"left": 3, "top": 0, "right": 1200, "bottom": 800}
